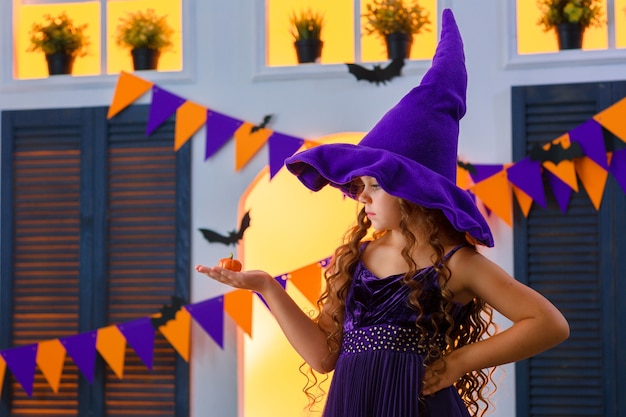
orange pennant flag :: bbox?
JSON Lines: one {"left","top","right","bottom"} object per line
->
{"left": 174, "top": 101, "right": 207, "bottom": 151}
{"left": 224, "top": 289, "right": 254, "bottom": 337}
{"left": 574, "top": 156, "right": 608, "bottom": 210}
{"left": 593, "top": 96, "right": 626, "bottom": 144}
{"left": 157, "top": 308, "right": 192, "bottom": 362}
{"left": 107, "top": 72, "right": 154, "bottom": 119}
{"left": 472, "top": 170, "right": 512, "bottom": 226}
{"left": 542, "top": 160, "right": 579, "bottom": 192}
{"left": 288, "top": 262, "right": 323, "bottom": 306}
{"left": 540, "top": 134, "right": 580, "bottom": 192}
{"left": 456, "top": 164, "right": 473, "bottom": 190}
{"left": 512, "top": 185, "right": 533, "bottom": 217}
{"left": 36, "top": 339, "right": 66, "bottom": 393}
{"left": 96, "top": 326, "right": 127, "bottom": 379}
{"left": 234, "top": 122, "right": 273, "bottom": 171}
{"left": 0, "top": 355, "right": 6, "bottom": 395}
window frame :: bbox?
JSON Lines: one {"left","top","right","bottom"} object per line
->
{"left": 252, "top": 0, "right": 453, "bottom": 81}
{"left": 504, "top": 0, "right": 626, "bottom": 70}
{"left": 0, "top": 0, "right": 196, "bottom": 92}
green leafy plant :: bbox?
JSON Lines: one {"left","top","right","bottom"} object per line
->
{"left": 362, "top": 0, "right": 431, "bottom": 39}
{"left": 115, "top": 8, "right": 174, "bottom": 50}
{"left": 536, "top": 0, "right": 604, "bottom": 31}
{"left": 289, "top": 8, "right": 324, "bottom": 41}
{"left": 27, "top": 12, "right": 90, "bottom": 57}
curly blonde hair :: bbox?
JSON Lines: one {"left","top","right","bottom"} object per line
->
{"left": 302, "top": 199, "right": 497, "bottom": 416}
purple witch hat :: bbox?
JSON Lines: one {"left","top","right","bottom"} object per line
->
{"left": 285, "top": 9, "right": 493, "bottom": 247}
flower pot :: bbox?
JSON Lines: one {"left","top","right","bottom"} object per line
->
{"left": 556, "top": 23, "right": 583, "bottom": 50}
{"left": 45, "top": 53, "right": 75, "bottom": 76}
{"left": 385, "top": 32, "right": 413, "bottom": 60}
{"left": 131, "top": 47, "right": 161, "bottom": 70}
{"left": 294, "top": 39, "right": 323, "bottom": 64}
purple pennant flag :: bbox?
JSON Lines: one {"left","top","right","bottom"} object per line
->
{"left": 204, "top": 110, "right": 244, "bottom": 160}
{"left": 0, "top": 344, "right": 38, "bottom": 396}
{"left": 609, "top": 148, "right": 626, "bottom": 194}
{"left": 545, "top": 170, "right": 573, "bottom": 213}
{"left": 256, "top": 275, "right": 289, "bottom": 311}
{"left": 268, "top": 132, "right": 304, "bottom": 179}
{"left": 186, "top": 296, "right": 224, "bottom": 349}
{"left": 569, "top": 119, "right": 608, "bottom": 169}
{"left": 470, "top": 164, "right": 504, "bottom": 183}
{"left": 146, "top": 86, "right": 186, "bottom": 136}
{"left": 506, "top": 157, "right": 547, "bottom": 208}
{"left": 60, "top": 331, "right": 97, "bottom": 383}
{"left": 117, "top": 317, "right": 155, "bottom": 370}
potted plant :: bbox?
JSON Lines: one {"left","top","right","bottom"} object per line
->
{"left": 27, "top": 12, "right": 90, "bottom": 76}
{"left": 115, "top": 8, "right": 174, "bottom": 71}
{"left": 362, "top": 0, "right": 431, "bottom": 60}
{"left": 536, "top": 0, "right": 604, "bottom": 49}
{"left": 289, "top": 8, "right": 325, "bottom": 64}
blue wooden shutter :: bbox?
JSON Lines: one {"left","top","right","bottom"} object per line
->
{"left": 512, "top": 82, "right": 626, "bottom": 417}
{"left": 1, "top": 106, "right": 190, "bottom": 417}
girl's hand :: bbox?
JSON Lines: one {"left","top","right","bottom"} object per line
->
{"left": 195, "top": 264, "right": 273, "bottom": 294}
{"left": 421, "top": 351, "right": 466, "bottom": 396}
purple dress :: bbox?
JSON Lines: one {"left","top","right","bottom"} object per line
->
{"left": 323, "top": 245, "right": 471, "bottom": 417}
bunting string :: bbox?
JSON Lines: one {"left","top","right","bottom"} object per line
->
{"left": 108, "top": 71, "right": 626, "bottom": 225}
{"left": 0, "top": 257, "right": 330, "bottom": 397}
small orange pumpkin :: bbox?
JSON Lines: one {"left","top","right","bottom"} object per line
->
{"left": 218, "top": 253, "right": 242, "bottom": 271}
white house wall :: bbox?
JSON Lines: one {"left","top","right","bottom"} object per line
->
{"left": 2, "top": 1, "right": 626, "bottom": 416}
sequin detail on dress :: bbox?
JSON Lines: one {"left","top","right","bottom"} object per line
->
{"left": 340, "top": 324, "right": 444, "bottom": 356}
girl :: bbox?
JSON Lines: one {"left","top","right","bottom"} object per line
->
{"left": 196, "top": 9, "right": 569, "bottom": 416}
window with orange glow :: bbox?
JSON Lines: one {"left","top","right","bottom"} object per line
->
{"left": 516, "top": 0, "right": 626, "bottom": 54}
{"left": 13, "top": 0, "right": 182, "bottom": 80}
{"left": 266, "top": 0, "right": 438, "bottom": 66}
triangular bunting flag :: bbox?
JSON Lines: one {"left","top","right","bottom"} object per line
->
{"left": 472, "top": 170, "right": 512, "bottom": 226}
{"left": 512, "top": 185, "right": 533, "bottom": 217}
{"left": 469, "top": 164, "right": 503, "bottom": 183}
{"left": 593, "top": 96, "right": 626, "bottom": 144}
{"left": 506, "top": 157, "right": 546, "bottom": 208}
{"left": 107, "top": 72, "right": 154, "bottom": 119}
{"left": 204, "top": 110, "right": 244, "bottom": 160}
{"left": 545, "top": 170, "right": 574, "bottom": 213}
{"left": 234, "top": 122, "right": 273, "bottom": 171}
{"left": 224, "top": 289, "right": 254, "bottom": 337}
{"left": 0, "top": 344, "right": 38, "bottom": 397}
{"left": 60, "top": 331, "right": 97, "bottom": 383}
{"left": 542, "top": 160, "right": 579, "bottom": 192}
{"left": 609, "top": 149, "right": 626, "bottom": 194}
{"left": 157, "top": 308, "right": 191, "bottom": 362}
{"left": 146, "top": 86, "right": 186, "bottom": 136}
{"left": 575, "top": 156, "right": 608, "bottom": 210}
{"left": 117, "top": 317, "right": 155, "bottom": 370}
{"left": 268, "top": 132, "right": 305, "bottom": 179}
{"left": 288, "top": 262, "right": 323, "bottom": 306}
{"left": 569, "top": 119, "right": 608, "bottom": 170}
{"left": 96, "top": 325, "right": 127, "bottom": 379}
{"left": 36, "top": 339, "right": 66, "bottom": 393}
{"left": 0, "top": 355, "right": 5, "bottom": 395}
{"left": 185, "top": 296, "right": 225, "bottom": 349}
{"left": 456, "top": 164, "right": 473, "bottom": 190}
{"left": 174, "top": 101, "right": 207, "bottom": 151}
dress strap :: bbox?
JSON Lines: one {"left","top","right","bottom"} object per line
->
{"left": 442, "top": 244, "right": 466, "bottom": 262}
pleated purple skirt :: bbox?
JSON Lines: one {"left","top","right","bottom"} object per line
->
{"left": 322, "top": 326, "right": 470, "bottom": 417}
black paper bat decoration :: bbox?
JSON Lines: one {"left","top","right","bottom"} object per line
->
{"left": 346, "top": 59, "right": 405, "bottom": 86}
{"left": 151, "top": 296, "right": 187, "bottom": 329}
{"left": 529, "top": 141, "right": 584, "bottom": 163}
{"left": 250, "top": 115, "right": 273, "bottom": 133}
{"left": 198, "top": 210, "right": 251, "bottom": 246}
{"left": 457, "top": 160, "right": 477, "bottom": 175}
